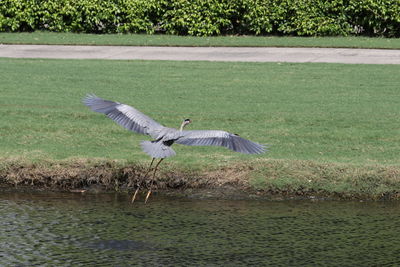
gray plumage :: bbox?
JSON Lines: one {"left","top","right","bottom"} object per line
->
{"left": 140, "top": 141, "right": 176, "bottom": 158}
{"left": 176, "top": 130, "right": 265, "bottom": 154}
{"left": 83, "top": 94, "right": 266, "bottom": 158}
{"left": 83, "top": 94, "right": 163, "bottom": 139}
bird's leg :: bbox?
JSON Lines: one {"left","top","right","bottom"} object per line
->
{"left": 145, "top": 158, "right": 164, "bottom": 204}
{"left": 131, "top": 158, "right": 155, "bottom": 203}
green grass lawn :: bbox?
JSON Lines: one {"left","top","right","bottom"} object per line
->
{"left": 2, "top": 31, "right": 400, "bottom": 49}
{"left": 1, "top": 57, "right": 400, "bottom": 198}
{"left": 1, "top": 58, "right": 399, "bottom": 168}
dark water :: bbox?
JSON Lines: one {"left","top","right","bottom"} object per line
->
{"left": 1, "top": 192, "right": 400, "bottom": 266}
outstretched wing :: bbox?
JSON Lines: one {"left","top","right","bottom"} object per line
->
{"left": 175, "top": 130, "right": 266, "bottom": 154}
{"left": 83, "top": 94, "right": 164, "bottom": 139}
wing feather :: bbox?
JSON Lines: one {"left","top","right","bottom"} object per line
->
{"left": 83, "top": 94, "right": 163, "bottom": 138}
{"left": 176, "top": 130, "right": 266, "bottom": 154}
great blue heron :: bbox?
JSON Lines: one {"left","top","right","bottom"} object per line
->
{"left": 83, "top": 94, "right": 266, "bottom": 203}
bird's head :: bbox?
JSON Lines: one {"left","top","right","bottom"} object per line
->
{"left": 180, "top": 118, "right": 191, "bottom": 131}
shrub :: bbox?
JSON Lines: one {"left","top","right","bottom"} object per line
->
{"left": 160, "top": 0, "right": 233, "bottom": 36}
{"left": 347, "top": 0, "right": 400, "bottom": 37}
{"left": 0, "top": 0, "right": 399, "bottom": 37}
{"left": 0, "top": 0, "right": 38, "bottom": 31}
{"left": 116, "top": 0, "right": 163, "bottom": 34}
{"left": 278, "top": 0, "right": 353, "bottom": 36}
{"left": 231, "top": 0, "right": 287, "bottom": 35}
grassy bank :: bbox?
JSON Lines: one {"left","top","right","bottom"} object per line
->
{"left": 2, "top": 158, "right": 400, "bottom": 200}
{"left": 1, "top": 58, "right": 399, "bottom": 199}
{"left": 2, "top": 32, "right": 400, "bottom": 49}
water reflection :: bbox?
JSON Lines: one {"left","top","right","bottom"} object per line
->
{"left": 1, "top": 192, "right": 400, "bottom": 266}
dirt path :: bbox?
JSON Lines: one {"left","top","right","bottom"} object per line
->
{"left": 1, "top": 44, "right": 400, "bottom": 64}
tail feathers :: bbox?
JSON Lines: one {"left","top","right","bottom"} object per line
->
{"left": 140, "top": 141, "right": 176, "bottom": 159}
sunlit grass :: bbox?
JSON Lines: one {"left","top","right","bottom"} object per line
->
{"left": 2, "top": 31, "right": 400, "bottom": 49}
{"left": 1, "top": 58, "right": 399, "bottom": 170}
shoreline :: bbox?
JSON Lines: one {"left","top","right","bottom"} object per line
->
{"left": 1, "top": 159, "right": 399, "bottom": 201}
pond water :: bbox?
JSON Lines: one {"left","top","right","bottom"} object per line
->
{"left": 1, "top": 192, "right": 400, "bottom": 266}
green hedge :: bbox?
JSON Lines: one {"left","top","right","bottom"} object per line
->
{"left": 1, "top": 0, "right": 399, "bottom": 37}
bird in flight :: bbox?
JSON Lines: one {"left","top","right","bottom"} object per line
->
{"left": 83, "top": 94, "right": 266, "bottom": 203}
